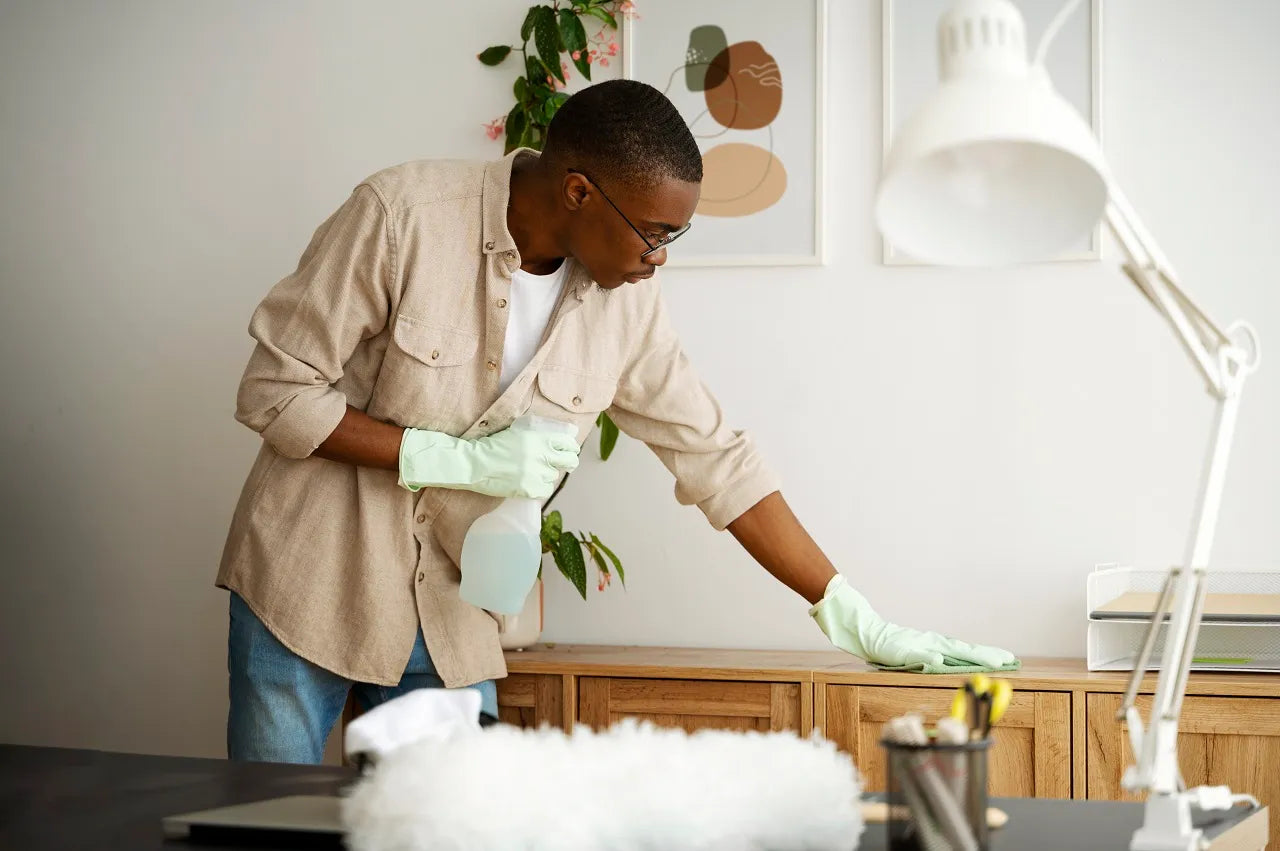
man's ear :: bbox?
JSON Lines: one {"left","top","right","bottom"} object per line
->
{"left": 562, "top": 172, "right": 591, "bottom": 212}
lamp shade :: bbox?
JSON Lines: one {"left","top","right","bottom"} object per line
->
{"left": 876, "top": 0, "right": 1110, "bottom": 266}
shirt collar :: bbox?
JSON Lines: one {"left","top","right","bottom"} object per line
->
{"left": 482, "top": 147, "right": 603, "bottom": 300}
{"left": 480, "top": 148, "right": 527, "bottom": 257}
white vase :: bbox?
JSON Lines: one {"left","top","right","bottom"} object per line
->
{"left": 497, "top": 579, "right": 543, "bottom": 651}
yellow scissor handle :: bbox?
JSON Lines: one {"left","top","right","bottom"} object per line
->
{"left": 949, "top": 675, "right": 1013, "bottom": 725}
{"left": 988, "top": 679, "right": 1012, "bottom": 725}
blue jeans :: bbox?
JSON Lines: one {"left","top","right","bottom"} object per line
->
{"left": 227, "top": 591, "right": 498, "bottom": 764}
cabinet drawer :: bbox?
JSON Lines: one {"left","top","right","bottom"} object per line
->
{"left": 817, "top": 684, "right": 1071, "bottom": 798}
{"left": 578, "top": 677, "right": 809, "bottom": 734}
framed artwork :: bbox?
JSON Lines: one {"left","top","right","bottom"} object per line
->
{"left": 623, "top": 0, "right": 827, "bottom": 267}
{"left": 881, "top": 0, "right": 1103, "bottom": 265}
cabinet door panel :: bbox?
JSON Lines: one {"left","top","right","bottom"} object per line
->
{"left": 820, "top": 685, "right": 1070, "bottom": 798}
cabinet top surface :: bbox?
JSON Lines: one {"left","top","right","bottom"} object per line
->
{"left": 505, "top": 645, "right": 1280, "bottom": 696}
{"left": 504, "top": 644, "right": 847, "bottom": 680}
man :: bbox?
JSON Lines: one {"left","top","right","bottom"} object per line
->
{"left": 219, "top": 80, "right": 1013, "bottom": 764}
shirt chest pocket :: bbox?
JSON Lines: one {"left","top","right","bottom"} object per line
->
{"left": 374, "top": 314, "right": 481, "bottom": 432}
{"left": 530, "top": 366, "right": 618, "bottom": 436}
{"left": 393, "top": 314, "right": 479, "bottom": 367}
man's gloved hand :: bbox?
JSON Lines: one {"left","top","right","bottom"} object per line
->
{"left": 398, "top": 426, "right": 580, "bottom": 498}
{"left": 810, "top": 574, "right": 1016, "bottom": 670}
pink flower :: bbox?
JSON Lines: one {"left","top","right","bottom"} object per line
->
{"left": 572, "top": 50, "right": 581, "bottom": 60}
{"left": 599, "top": 56, "right": 609, "bottom": 66}
{"left": 618, "top": 1, "right": 639, "bottom": 20}
{"left": 607, "top": 41, "right": 619, "bottom": 56}
{"left": 482, "top": 116, "right": 505, "bottom": 140}
{"left": 561, "top": 59, "right": 570, "bottom": 77}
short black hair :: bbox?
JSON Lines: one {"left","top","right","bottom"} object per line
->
{"left": 543, "top": 79, "right": 702, "bottom": 188}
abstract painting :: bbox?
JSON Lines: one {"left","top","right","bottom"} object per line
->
{"left": 624, "top": 0, "right": 826, "bottom": 266}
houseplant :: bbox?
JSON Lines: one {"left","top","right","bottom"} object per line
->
{"left": 476, "top": 0, "right": 635, "bottom": 619}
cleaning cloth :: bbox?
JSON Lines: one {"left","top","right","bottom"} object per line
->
{"left": 871, "top": 658, "right": 1022, "bottom": 675}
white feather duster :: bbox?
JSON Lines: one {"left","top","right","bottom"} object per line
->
{"left": 342, "top": 718, "right": 864, "bottom": 851}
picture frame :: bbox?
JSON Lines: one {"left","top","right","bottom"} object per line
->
{"left": 623, "top": 0, "right": 827, "bottom": 267}
{"left": 881, "top": 0, "right": 1103, "bottom": 265}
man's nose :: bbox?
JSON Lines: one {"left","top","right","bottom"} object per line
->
{"left": 647, "top": 246, "right": 668, "bottom": 267}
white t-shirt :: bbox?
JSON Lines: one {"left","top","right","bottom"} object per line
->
{"left": 498, "top": 259, "right": 569, "bottom": 393}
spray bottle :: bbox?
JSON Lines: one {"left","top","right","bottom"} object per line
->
{"left": 459, "top": 414, "right": 579, "bottom": 615}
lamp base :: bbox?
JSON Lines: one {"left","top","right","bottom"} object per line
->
{"left": 1130, "top": 793, "right": 1202, "bottom": 851}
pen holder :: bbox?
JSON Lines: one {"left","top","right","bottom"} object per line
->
{"left": 881, "top": 737, "right": 991, "bottom": 851}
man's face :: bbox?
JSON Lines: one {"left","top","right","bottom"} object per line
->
{"left": 562, "top": 171, "right": 700, "bottom": 289}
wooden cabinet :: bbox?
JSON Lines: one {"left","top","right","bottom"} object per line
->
{"left": 343, "top": 643, "right": 1278, "bottom": 832}
{"left": 578, "top": 677, "right": 808, "bottom": 734}
{"left": 1087, "top": 692, "right": 1280, "bottom": 849}
{"left": 816, "top": 684, "right": 1071, "bottom": 798}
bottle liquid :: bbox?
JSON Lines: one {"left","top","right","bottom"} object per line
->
{"left": 459, "top": 414, "right": 578, "bottom": 614}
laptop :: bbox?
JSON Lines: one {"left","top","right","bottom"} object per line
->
{"left": 162, "top": 794, "right": 344, "bottom": 845}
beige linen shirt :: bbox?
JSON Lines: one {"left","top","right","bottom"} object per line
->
{"left": 217, "top": 150, "right": 780, "bottom": 688}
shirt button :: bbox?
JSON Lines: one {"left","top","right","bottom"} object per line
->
{"left": 505, "top": 251, "right": 517, "bottom": 260}
{"left": 496, "top": 298, "right": 508, "bottom": 309}
{"left": 417, "top": 572, "right": 425, "bottom": 583}
{"left": 484, "top": 240, "right": 495, "bottom": 250}
{"left": 416, "top": 513, "right": 426, "bottom": 523}
{"left": 572, "top": 395, "right": 583, "bottom": 406}
{"left": 479, "top": 419, "right": 489, "bottom": 428}
{"left": 430, "top": 349, "right": 440, "bottom": 360}
{"left": 486, "top": 360, "right": 498, "bottom": 372}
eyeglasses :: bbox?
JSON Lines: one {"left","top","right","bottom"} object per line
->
{"left": 570, "top": 169, "right": 692, "bottom": 260}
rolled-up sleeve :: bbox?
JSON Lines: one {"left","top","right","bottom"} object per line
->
{"left": 606, "top": 285, "right": 780, "bottom": 530}
{"left": 235, "top": 183, "right": 396, "bottom": 459}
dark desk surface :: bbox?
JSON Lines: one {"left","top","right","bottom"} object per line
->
{"left": 0, "top": 744, "right": 1264, "bottom": 850}
{"left": 1, "top": 745, "right": 354, "bottom": 850}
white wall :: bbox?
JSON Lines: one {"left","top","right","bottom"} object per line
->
{"left": 1, "top": 1, "right": 1276, "bottom": 759}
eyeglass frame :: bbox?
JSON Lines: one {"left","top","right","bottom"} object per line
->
{"left": 568, "top": 168, "right": 692, "bottom": 260}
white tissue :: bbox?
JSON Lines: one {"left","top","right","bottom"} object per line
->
{"left": 343, "top": 688, "right": 482, "bottom": 763}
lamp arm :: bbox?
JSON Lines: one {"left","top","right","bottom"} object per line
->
{"left": 1101, "top": 184, "right": 1261, "bottom": 850}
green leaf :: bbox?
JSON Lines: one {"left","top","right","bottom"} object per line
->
{"left": 533, "top": 6, "right": 564, "bottom": 83}
{"left": 591, "top": 533, "right": 625, "bottom": 587}
{"left": 585, "top": 6, "right": 617, "bottom": 29}
{"left": 520, "top": 5, "right": 540, "bottom": 42}
{"left": 526, "top": 54, "right": 548, "bottom": 84}
{"left": 503, "top": 104, "right": 526, "bottom": 154}
{"left": 598, "top": 411, "right": 619, "bottom": 460}
{"left": 583, "top": 534, "right": 609, "bottom": 578}
{"left": 569, "top": 0, "right": 589, "bottom": 8}
{"left": 478, "top": 45, "right": 512, "bottom": 66}
{"left": 541, "top": 509, "right": 563, "bottom": 552}
{"left": 520, "top": 119, "right": 538, "bottom": 151}
{"left": 559, "top": 9, "right": 591, "bottom": 79}
{"left": 514, "top": 75, "right": 528, "bottom": 103}
{"left": 555, "top": 534, "right": 587, "bottom": 600}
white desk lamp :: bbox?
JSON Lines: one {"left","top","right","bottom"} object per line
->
{"left": 875, "top": 1, "right": 1262, "bottom": 849}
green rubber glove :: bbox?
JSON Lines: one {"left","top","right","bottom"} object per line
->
{"left": 810, "top": 574, "right": 1016, "bottom": 670}
{"left": 398, "top": 426, "right": 580, "bottom": 498}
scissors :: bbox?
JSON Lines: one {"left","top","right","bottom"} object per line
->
{"left": 949, "top": 674, "right": 1012, "bottom": 739}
